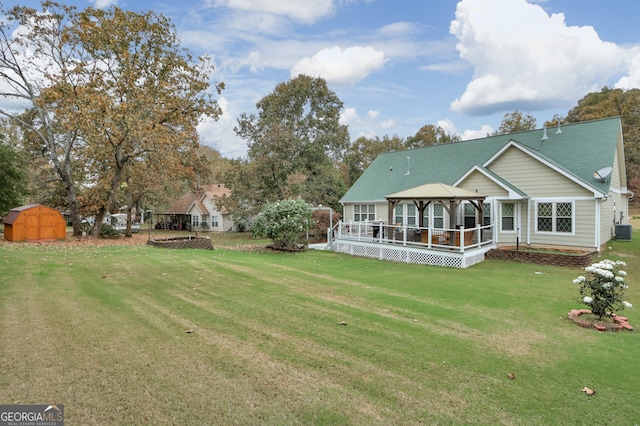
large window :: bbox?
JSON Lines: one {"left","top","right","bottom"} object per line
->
{"left": 394, "top": 203, "right": 417, "bottom": 226}
{"left": 212, "top": 215, "right": 219, "bottom": 228}
{"left": 501, "top": 203, "right": 515, "bottom": 231}
{"left": 536, "top": 201, "right": 573, "bottom": 233}
{"left": 354, "top": 204, "right": 375, "bottom": 221}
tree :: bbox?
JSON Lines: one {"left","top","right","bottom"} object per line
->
{"left": 0, "top": 2, "right": 87, "bottom": 235}
{"left": 565, "top": 87, "right": 640, "bottom": 188}
{"left": 69, "top": 6, "right": 223, "bottom": 237}
{"left": 495, "top": 110, "right": 537, "bottom": 135}
{"left": 0, "top": 2, "right": 222, "bottom": 238}
{"left": 405, "top": 124, "right": 461, "bottom": 148}
{"left": 229, "top": 75, "right": 350, "bottom": 213}
{"left": 0, "top": 135, "right": 28, "bottom": 215}
{"left": 342, "top": 135, "right": 405, "bottom": 185}
{"left": 252, "top": 198, "right": 313, "bottom": 250}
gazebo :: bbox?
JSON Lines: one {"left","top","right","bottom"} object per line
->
{"left": 332, "top": 183, "right": 493, "bottom": 268}
{"left": 385, "top": 183, "right": 486, "bottom": 246}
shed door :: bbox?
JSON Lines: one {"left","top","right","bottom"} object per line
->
{"left": 39, "top": 213, "right": 57, "bottom": 240}
{"left": 24, "top": 213, "right": 40, "bottom": 241}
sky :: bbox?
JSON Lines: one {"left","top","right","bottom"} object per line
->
{"left": 5, "top": 0, "right": 640, "bottom": 158}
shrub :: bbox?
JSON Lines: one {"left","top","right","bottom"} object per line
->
{"left": 100, "top": 224, "right": 122, "bottom": 239}
{"left": 573, "top": 259, "right": 632, "bottom": 319}
{"left": 252, "top": 198, "right": 312, "bottom": 249}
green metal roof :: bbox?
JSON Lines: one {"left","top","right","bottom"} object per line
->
{"left": 341, "top": 117, "right": 622, "bottom": 203}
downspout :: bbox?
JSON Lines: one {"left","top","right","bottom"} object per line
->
{"left": 595, "top": 197, "right": 601, "bottom": 251}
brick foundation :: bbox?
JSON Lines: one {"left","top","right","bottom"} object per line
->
{"left": 486, "top": 248, "right": 593, "bottom": 267}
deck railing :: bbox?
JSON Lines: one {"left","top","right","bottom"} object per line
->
{"left": 335, "top": 221, "right": 494, "bottom": 252}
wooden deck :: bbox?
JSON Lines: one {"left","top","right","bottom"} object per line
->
{"left": 330, "top": 222, "right": 496, "bottom": 268}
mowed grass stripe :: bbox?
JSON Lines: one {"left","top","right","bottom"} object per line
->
{"left": 1, "top": 238, "right": 640, "bottom": 424}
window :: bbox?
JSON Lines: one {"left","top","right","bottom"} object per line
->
{"left": 433, "top": 204, "right": 444, "bottom": 228}
{"left": 501, "top": 203, "right": 515, "bottom": 231}
{"left": 394, "top": 204, "right": 403, "bottom": 224}
{"left": 394, "top": 203, "right": 417, "bottom": 226}
{"left": 537, "top": 202, "right": 573, "bottom": 233}
{"left": 407, "top": 204, "right": 416, "bottom": 226}
{"left": 483, "top": 203, "right": 491, "bottom": 226}
{"left": 464, "top": 203, "right": 476, "bottom": 228}
{"left": 354, "top": 204, "right": 375, "bottom": 221}
{"left": 192, "top": 215, "right": 200, "bottom": 228}
{"left": 212, "top": 215, "right": 219, "bottom": 228}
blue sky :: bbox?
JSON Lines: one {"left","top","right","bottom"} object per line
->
{"left": 6, "top": 0, "right": 640, "bottom": 158}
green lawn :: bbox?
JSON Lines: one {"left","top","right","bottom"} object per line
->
{"left": 1, "top": 233, "right": 639, "bottom": 425}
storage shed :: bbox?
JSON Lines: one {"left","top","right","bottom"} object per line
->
{"left": 3, "top": 204, "right": 66, "bottom": 241}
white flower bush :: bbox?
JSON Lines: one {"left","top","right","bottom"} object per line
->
{"left": 574, "top": 259, "right": 632, "bottom": 319}
{"left": 252, "top": 198, "right": 313, "bottom": 249}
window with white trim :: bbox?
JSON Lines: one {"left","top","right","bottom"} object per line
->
{"left": 394, "top": 204, "right": 416, "bottom": 225}
{"left": 483, "top": 203, "right": 491, "bottom": 226}
{"left": 354, "top": 204, "right": 375, "bottom": 222}
{"left": 536, "top": 201, "right": 573, "bottom": 233}
{"left": 501, "top": 203, "right": 515, "bottom": 231}
{"left": 212, "top": 215, "right": 219, "bottom": 228}
{"left": 433, "top": 203, "right": 444, "bottom": 228}
{"left": 192, "top": 215, "right": 200, "bottom": 228}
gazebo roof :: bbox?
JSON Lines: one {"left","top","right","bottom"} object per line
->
{"left": 386, "top": 183, "right": 485, "bottom": 201}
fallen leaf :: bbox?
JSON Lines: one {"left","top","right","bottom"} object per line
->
{"left": 507, "top": 373, "right": 515, "bottom": 380}
{"left": 338, "top": 321, "right": 347, "bottom": 326}
{"left": 185, "top": 329, "right": 194, "bottom": 333}
{"left": 582, "top": 387, "right": 595, "bottom": 395}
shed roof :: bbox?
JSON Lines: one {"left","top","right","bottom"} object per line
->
{"left": 4, "top": 204, "right": 46, "bottom": 225}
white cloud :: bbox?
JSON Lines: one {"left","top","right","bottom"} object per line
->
{"left": 210, "top": 0, "right": 335, "bottom": 24}
{"left": 460, "top": 125, "right": 494, "bottom": 141}
{"left": 339, "top": 107, "right": 397, "bottom": 133}
{"left": 89, "top": 0, "right": 118, "bottom": 8}
{"left": 291, "top": 46, "right": 386, "bottom": 85}
{"left": 433, "top": 118, "right": 494, "bottom": 141}
{"left": 616, "top": 49, "right": 640, "bottom": 89}
{"left": 449, "top": 0, "right": 632, "bottom": 115}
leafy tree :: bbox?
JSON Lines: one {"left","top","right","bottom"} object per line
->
{"left": 0, "top": 136, "right": 28, "bottom": 215}
{"left": 0, "top": 2, "right": 222, "bottom": 237}
{"left": 0, "top": 2, "right": 87, "bottom": 235}
{"left": 230, "top": 75, "right": 349, "bottom": 213}
{"left": 70, "top": 6, "right": 222, "bottom": 237}
{"left": 405, "top": 124, "right": 461, "bottom": 148}
{"left": 565, "top": 87, "right": 640, "bottom": 187}
{"left": 495, "top": 110, "right": 537, "bottom": 135}
{"left": 252, "top": 198, "right": 313, "bottom": 250}
{"left": 342, "top": 135, "right": 405, "bottom": 185}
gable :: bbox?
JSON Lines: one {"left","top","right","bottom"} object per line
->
{"left": 457, "top": 170, "right": 509, "bottom": 198}
{"left": 488, "top": 146, "right": 594, "bottom": 197}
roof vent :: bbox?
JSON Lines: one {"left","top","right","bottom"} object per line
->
{"left": 555, "top": 120, "right": 562, "bottom": 134}
{"left": 405, "top": 156, "right": 411, "bottom": 176}
{"left": 540, "top": 125, "right": 548, "bottom": 140}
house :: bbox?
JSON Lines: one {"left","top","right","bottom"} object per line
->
{"left": 3, "top": 204, "right": 67, "bottom": 241}
{"left": 335, "top": 117, "right": 632, "bottom": 267}
{"left": 161, "top": 184, "right": 235, "bottom": 231}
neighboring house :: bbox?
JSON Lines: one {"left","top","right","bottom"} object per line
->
{"left": 164, "top": 184, "right": 235, "bottom": 231}
{"left": 336, "top": 117, "right": 632, "bottom": 266}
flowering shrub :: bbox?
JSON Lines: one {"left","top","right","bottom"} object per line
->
{"left": 573, "top": 259, "right": 632, "bottom": 319}
{"left": 252, "top": 198, "right": 313, "bottom": 249}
